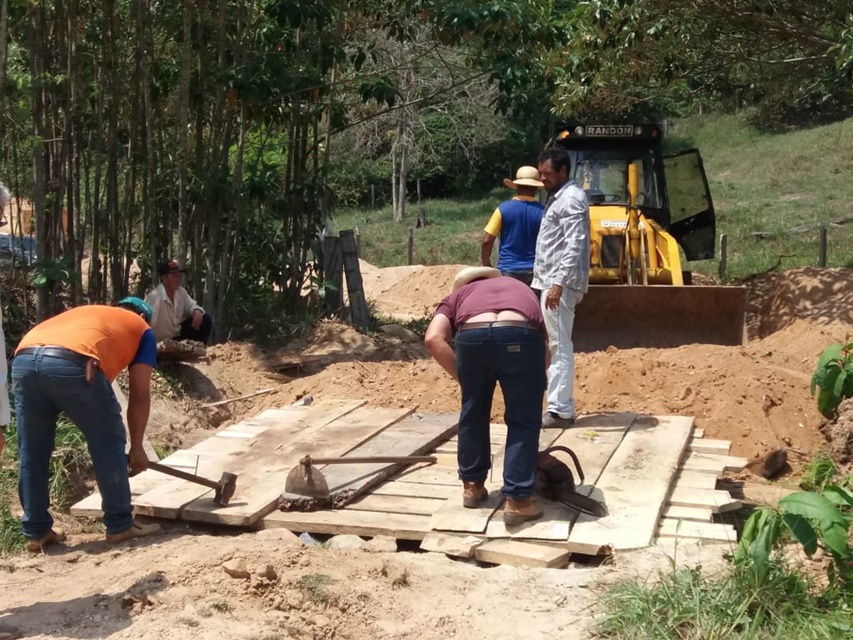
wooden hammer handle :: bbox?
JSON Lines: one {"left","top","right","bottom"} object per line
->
{"left": 300, "top": 455, "right": 437, "bottom": 466}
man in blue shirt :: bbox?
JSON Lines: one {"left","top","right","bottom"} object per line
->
{"left": 481, "top": 166, "right": 545, "bottom": 287}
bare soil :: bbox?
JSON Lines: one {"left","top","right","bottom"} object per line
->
{"left": 3, "top": 263, "right": 853, "bottom": 639}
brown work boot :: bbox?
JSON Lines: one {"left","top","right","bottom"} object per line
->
{"left": 106, "top": 521, "right": 162, "bottom": 544}
{"left": 462, "top": 482, "right": 489, "bottom": 508}
{"left": 503, "top": 497, "right": 543, "bottom": 525}
{"left": 25, "top": 527, "right": 66, "bottom": 553}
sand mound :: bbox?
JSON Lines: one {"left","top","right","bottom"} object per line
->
{"left": 361, "top": 263, "right": 467, "bottom": 319}
{"left": 744, "top": 267, "right": 853, "bottom": 339}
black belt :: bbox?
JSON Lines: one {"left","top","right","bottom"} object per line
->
{"left": 16, "top": 346, "right": 92, "bottom": 366}
{"left": 458, "top": 320, "right": 532, "bottom": 331}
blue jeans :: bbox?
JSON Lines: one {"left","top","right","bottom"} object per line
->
{"left": 11, "top": 351, "right": 134, "bottom": 538}
{"left": 455, "top": 326, "right": 546, "bottom": 499}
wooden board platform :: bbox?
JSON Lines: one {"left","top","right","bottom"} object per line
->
{"left": 73, "top": 402, "right": 743, "bottom": 568}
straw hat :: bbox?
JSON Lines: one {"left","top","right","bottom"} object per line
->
{"left": 451, "top": 266, "right": 501, "bottom": 292}
{"left": 503, "top": 166, "right": 544, "bottom": 190}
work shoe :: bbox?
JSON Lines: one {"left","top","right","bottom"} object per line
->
{"left": 106, "top": 521, "right": 162, "bottom": 544}
{"left": 0, "top": 623, "right": 23, "bottom": 640}
{"left": 462, "top": 482, "right": 489, "bottom": 508}
{"left": 24, "top": 527, "right": 66, "bottom": 553}
{"left": 503, "top": 497, "right": 543, "bottom": 525}
{"left": 542, "top": 411, "right": 575, "bottom": 429}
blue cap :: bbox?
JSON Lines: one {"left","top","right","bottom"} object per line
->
{"left": 117, "top": 297, "right": 153, "bottom": 323}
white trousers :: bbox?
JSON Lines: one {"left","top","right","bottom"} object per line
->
{"left": 541, "top": 287, "right": 584, "bottom": 419}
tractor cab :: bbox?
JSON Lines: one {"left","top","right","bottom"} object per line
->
{"left": 554, "top": 124, "right": 716, "bottom": 267}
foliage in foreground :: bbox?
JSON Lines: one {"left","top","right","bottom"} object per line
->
{"left": 596, "top": 562, "right": 853, "bottom": 640}
{"left": 811, "top": 340, "right": 853, "bottom": 418}
{"left": 0, "top": 417, "right": 92, "bottom": 554}
{"left": 598, "top": 468, "right": 853, "bottom": 639}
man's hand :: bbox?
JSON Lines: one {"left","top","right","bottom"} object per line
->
{"left": 191, "top": 309, "right": 204, "bottom": 330}
{"left": 128, "top": 445, "right": 149, "bottom": 476}
{"left": 545, "top": 284, "right": 563, "bottom": 310}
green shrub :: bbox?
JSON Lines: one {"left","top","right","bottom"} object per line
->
{"left": 811, "top": 340, "right": 853, "bottom": 418}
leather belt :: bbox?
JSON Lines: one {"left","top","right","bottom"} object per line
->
{"left": 16, "top": 346, "right": 92, "bottom": 366}
{"left": 458, "top": 320, "right": 531, "bottom": 331}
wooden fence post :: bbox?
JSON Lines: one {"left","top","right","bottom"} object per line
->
{"left": 340, "top": 229, "right": 370, "bottom": 330}
{"left": 718, "top": 233, "right": 727, "bottom": 281}
{"left": 322, "top": 235, "right": 343, "bottom": 313}
{"left": 818, "top": 226, "right": 827, "bottom": 267}
{"left": 370, "top": 184, "right": 376, "bottom": 209}
{"left": 407, "top": 227, "right": 414, "bottom": 265}
{"left": 354, "top": 226, "right": 361, "bottom": 256}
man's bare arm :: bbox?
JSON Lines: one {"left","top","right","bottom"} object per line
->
{"left": 127, "top": 363, "right": 153, "bottom": 474}
{"left": 481, "top": 232, "right": 496, "bottom": 267}
{"left": 424, "top": 314, "right": 458, "bottom": 382}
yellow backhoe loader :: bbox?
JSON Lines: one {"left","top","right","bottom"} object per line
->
{"left": 551, "top": 124, "right": 746, "bottom": 351}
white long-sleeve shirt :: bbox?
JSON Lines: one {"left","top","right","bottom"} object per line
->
{"left": 145, "top": 283, "right": 205, "bottom": 343}
{"left": 532, "top": 180, "right": 590, "bottom": 293}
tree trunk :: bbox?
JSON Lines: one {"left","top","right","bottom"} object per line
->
{"left": 176, "top": 0, "right": 193, "bottom": 264}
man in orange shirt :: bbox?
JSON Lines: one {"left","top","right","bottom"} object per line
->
{"left": 11, "top": 298, "right": 162, "bottom": 552}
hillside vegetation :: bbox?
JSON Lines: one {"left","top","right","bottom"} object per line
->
{"left": 335, "top": 113, "right": 853, "bottom": 279}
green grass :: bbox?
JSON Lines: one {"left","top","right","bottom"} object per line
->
{"left": 596, "top": 563, "right": 853, "bottom": 639}
{"left": 333, "top": 188, "right": 502, "bottom": 268}
{"left": 1, "top": 415, "right": 91, "bottom": 554}
{"left": 296, "top": 573, "right": 337, "bottom": 606}
{"left": 799, "top": 453, "right": 841, "bottom": 493}
{"left": 335, "top": 113, "right": 853, "bottom": 280}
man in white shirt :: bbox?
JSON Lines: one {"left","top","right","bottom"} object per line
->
{"left": 145, "top": 260, "right": 213, "bottom": 344}
{"left": 532, "top": 146, "right": 590, "bottom": 429}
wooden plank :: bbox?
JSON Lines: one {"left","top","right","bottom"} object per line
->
{"left": 688, "top": 439, "right": 732, "bottom": 455}
{"left": 394, "top": 464, "right": 460, "bottom": 486}
{"left": 669, "top": 488, "right": 742, "bottom": 513}
{"left": 348, "top": 493, "right": 445, "bottom": 516}
{"left": 474, "top": 539, "right": 570, "bottom": 569}
{"left": 372, "top": 481, "right": 456, "bottom": 500}
{"left": 683, "top": 452, "right": 748, "bottom": 475}
{"left": 181, "top": 403, "right": 406, "bottom": 525}
{"left": 262, "top": 509, "right": 431, "bottom": 540}
{"left": 286, "top": 412, "right": 459, "bottom": 506}
{"left": 657, "top": 518, "right": 737, "bottom": 543}
{"left": 429, "top": 428, "right": 562, "bottom": 535}
{"left": 133, "top": 399, "right": 366, "bottom": 520}
{"left": 672, "top": 470, "right": 718, "bottom": 491}
{"left": 569, "top": 415, "right": 694, "bottom": 550}
{"left": 487, "top": 412, "right": 636, "bottom": 542}
{"left": 420, "top": 532, "right": 483, "bottom": 558}
{"left": 661, "top": 505, "right": 713, "bottom": 522}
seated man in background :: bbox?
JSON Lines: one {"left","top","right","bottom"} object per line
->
{"left": 145, "top": 260, "right": 213, "bottom": 345}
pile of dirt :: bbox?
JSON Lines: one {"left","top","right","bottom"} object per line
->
{"left": 145, "top": 266, "right": 853, "bottom": 476}
{"left": 824, "top": 398, "right": 853, "bottom": 472}
{"left": 360, "top": 262, "right": 466, "bottom": 319}
{"left": 743, "top": 266, "right": 853, "bottom": 339}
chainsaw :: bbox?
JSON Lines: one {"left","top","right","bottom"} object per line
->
{"left": 535, "top": 445, "right": 608, "bottom": 517}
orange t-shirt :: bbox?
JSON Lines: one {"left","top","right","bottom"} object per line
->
{"left": 16, "top": 305, "right": 151, "bottom": 381}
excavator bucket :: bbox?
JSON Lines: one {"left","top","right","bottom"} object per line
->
{"left": 573, "top": 285, "right": 747, "bottom": 352}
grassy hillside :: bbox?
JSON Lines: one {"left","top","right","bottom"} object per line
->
{"left": 333, "top": 113, "right": 853, "bottom": 279}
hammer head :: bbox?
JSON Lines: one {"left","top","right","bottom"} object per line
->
{"left": 213, "top": 471, "right": 238, "bottom": 506}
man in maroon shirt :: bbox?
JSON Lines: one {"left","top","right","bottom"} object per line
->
{"left": 425, "top": 266, "right": 548, "bottom": 524}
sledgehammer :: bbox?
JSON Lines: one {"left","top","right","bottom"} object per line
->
{"left": 146, "top": 460, "right": 237, "bottom": 507}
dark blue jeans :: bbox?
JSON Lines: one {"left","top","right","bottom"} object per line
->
{"left": 11, "top": 350, "right": 134, "bottom": 539}
{"left": 455, "top": 325, "right": 546, "bottom": 499}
